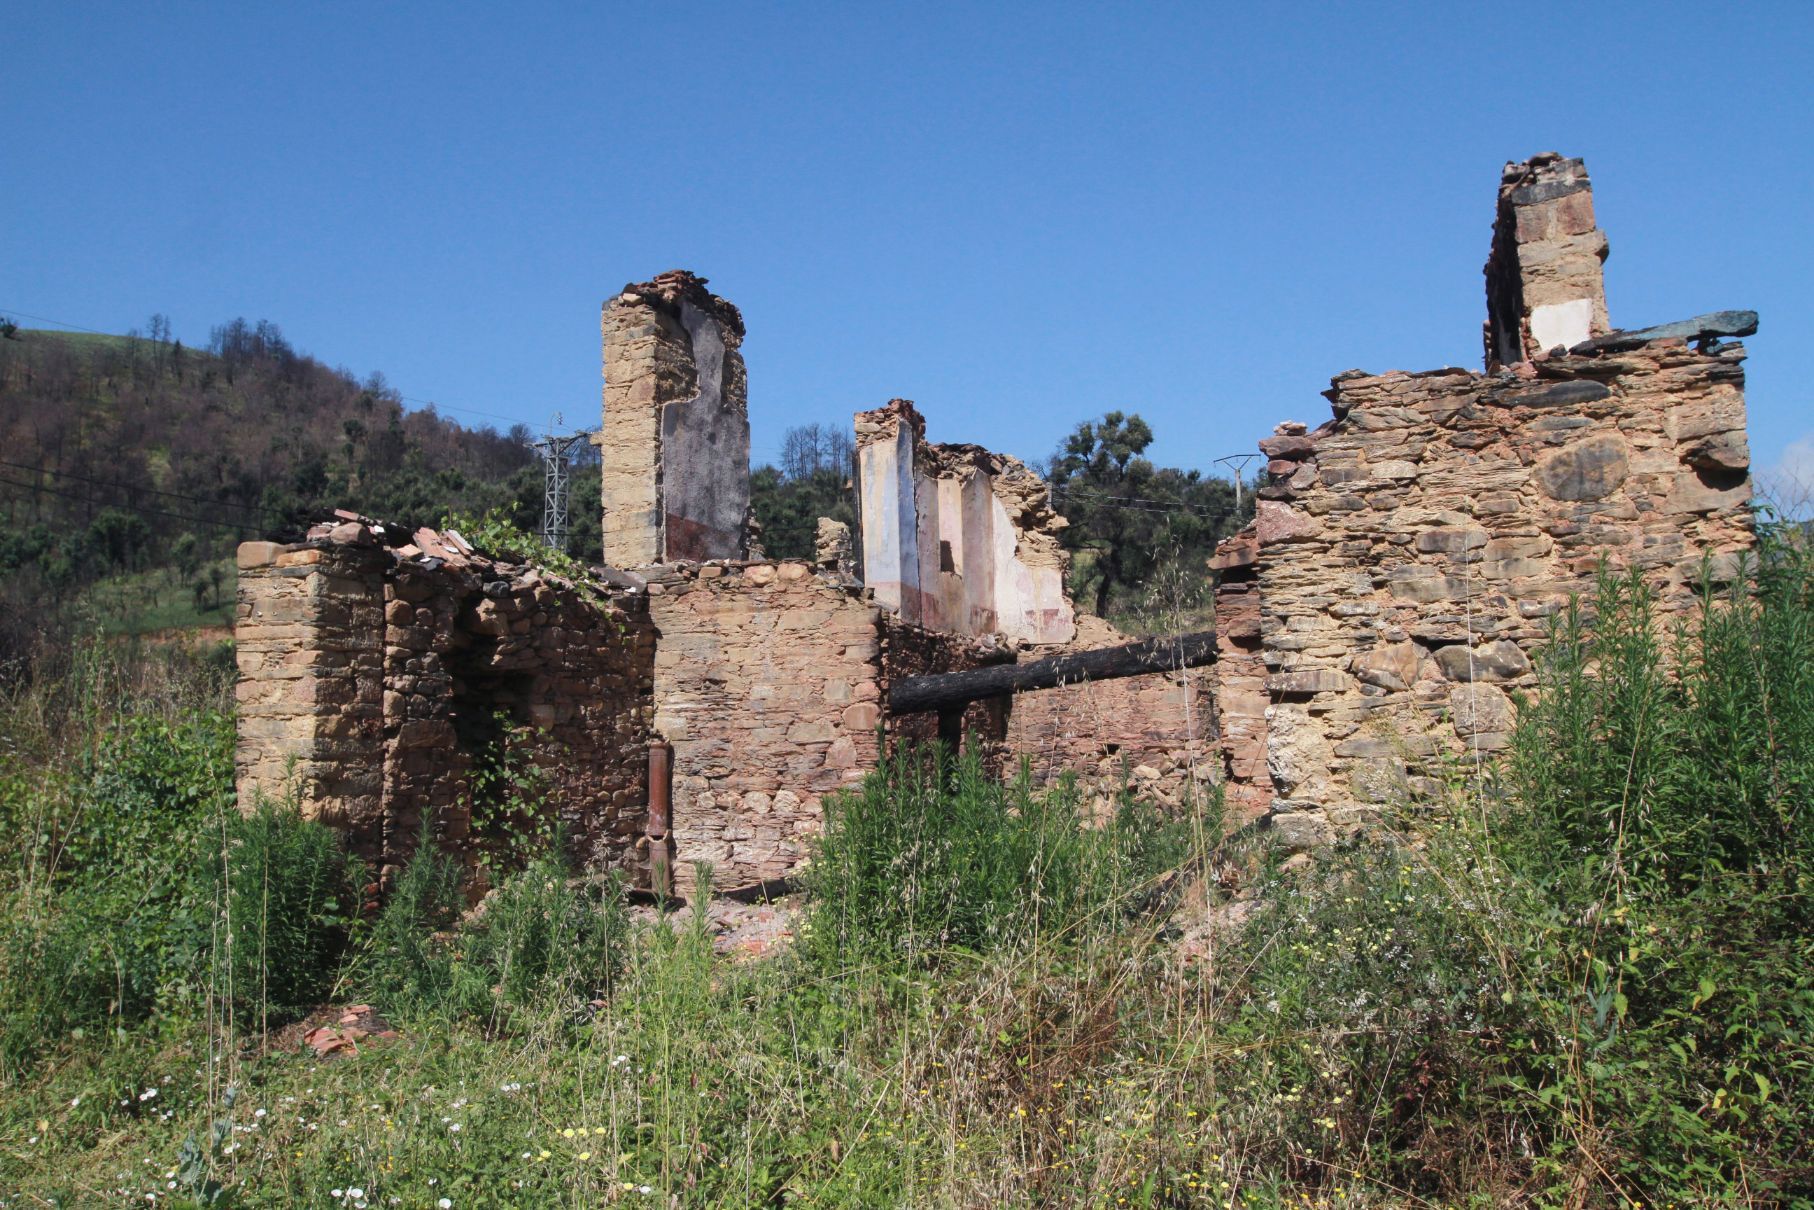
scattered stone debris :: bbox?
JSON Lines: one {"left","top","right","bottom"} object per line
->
{"left": 629, "top": 897, "right": 803, "bottom": 960}
{"left": 300, "top": 1005, "right": 398, "bottom": 1060}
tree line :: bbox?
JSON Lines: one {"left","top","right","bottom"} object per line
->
{"left": 0, "top": 320, "right": 559, "bottom": 590}
{"left": 0, "top": 309, "right": 1250, "bottom": 660}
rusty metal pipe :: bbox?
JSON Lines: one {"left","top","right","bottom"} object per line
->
{"left": 646, "top": 739, "right": 674, "bottom": 901}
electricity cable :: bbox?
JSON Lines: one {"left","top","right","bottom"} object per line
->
{"left": 0, "top": 473, "right": 269, "bottom": 535}
{"left": 0, "top": 459, "right": 284, "bottom": 523}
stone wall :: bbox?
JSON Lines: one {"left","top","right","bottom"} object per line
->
{"left": 856, "top": 399, "right": 1074, "bottom": 644}
{"left": 597, "top": 270, "right": 751, "bottom": 566}
{"left": 1003, "top": 616, "right": 1214, "bottom": 812}
{"left": 237, "top": 522, "right": 655, "bottom": 888}
{"left": 236, "top": 538, "right": 387, "bottom": 853}
{"left": 646, "top": 560, "right": 883, "bottom": 891}
{"left": 1222, "top": 337, "right": 1753, "bottom": 845}
{"left": 377, "top": 543, "right": 655, "bottom": 882}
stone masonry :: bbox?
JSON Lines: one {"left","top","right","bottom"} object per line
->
{"left": 237, "top": 518, "right": 654, "bottom": 891}
{"left": 1213, "top": 152, "right": 1757, "bottom": 846}
{"left": 1003, "top": 615, "right": 1215, "bottom": 814}
{"left": 596, "top": 271, "right": 752, "bottom": 566}
{"left": 236, "top": 534, "right": 386, "bottom": 853}
{"left": 236, "top": 152, "right": 1761, "bottom": 896}
{"left": 645, "top": 560, "right": 882, "bottom": 891}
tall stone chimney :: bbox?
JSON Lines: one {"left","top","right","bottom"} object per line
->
{"left": 1484, "top": 152, "right": 1610, "bottom": 368}
{"left": 595, "top": 271, "right": 751, "bottom": 567}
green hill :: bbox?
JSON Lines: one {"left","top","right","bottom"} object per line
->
{"left": 0, "top": 320, "right": 595, "bottom": 665}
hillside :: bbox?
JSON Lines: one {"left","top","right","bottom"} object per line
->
{"left": 0, "top": 322, "right": 595, "bottom": 663}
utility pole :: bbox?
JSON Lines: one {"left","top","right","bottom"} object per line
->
{"left": 1214, "top": 453, "right": 1259, "bottom": 513}
{"left": 533, "top": 412, "right": 595, "bottom": 551}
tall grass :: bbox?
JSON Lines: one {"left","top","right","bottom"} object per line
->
{"left": 3, "top": 540, "right": 1811, "bottom": 1206}
{"left": 1477, "top": 550, "right": 1814, "bottom": 1201}
{"left": 351, "top": 839, "right": 630, "bottom": 1026}
{"left": 0, "top": 632, "right": 354, "bottom": 1071}
{"left": 804, "top": 745, "right": 1198, "bottom": 962}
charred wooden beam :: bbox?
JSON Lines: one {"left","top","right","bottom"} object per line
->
{"left": 888, "top": 631, "right": 1217, "bottom": 715}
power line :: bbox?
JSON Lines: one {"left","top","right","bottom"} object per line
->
{"left": 0, "top": 473, "right": 268, "bottom": 535}
{"left": 394, "top": 394, "right": 531, "bottom": 427}
{"left": 0, "top": 307, "right": 118, "bottom": 337}
{"left": 0, "top": 459, "right": 283, "bottom": 523}
{"left": 1048, "top": 483, "right": 1236, "bottom": 520}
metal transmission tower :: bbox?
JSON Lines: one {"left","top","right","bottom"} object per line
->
{"left": 533, "top": 413, "right": 595, "bottom": 551}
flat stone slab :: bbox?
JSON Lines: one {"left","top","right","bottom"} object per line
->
{"left": 1569, "top": 310, "right": 1758, "bottom": 355}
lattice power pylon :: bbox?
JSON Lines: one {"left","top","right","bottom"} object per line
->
{"left": 533, "top": 429, "right": 595, "bottom": 551}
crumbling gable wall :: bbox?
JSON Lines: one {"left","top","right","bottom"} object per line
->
{"left": 854, "top": 400, "right": 1210, "bottom": 810}
{"left": 237, "top": 523, "right": 656, "bottom": 887}
{"left": 597, "top": 271, "right": 751, "bottom": 565}
{"left": 1215, "top": 153, "right": 1756, "bottom": 846}
{"left": 855, "top": 399, "right": 1074, "bottom": 645}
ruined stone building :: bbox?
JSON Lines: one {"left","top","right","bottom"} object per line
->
{"left": 1209, "top": 152, "right": 1756, "bottom": 843}
{"left": 235, "top": 152, "right": 1756, "bottom": 892}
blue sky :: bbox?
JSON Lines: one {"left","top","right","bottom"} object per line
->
{"left": 6, "top": 2, "right": 1811, "bottom": 492}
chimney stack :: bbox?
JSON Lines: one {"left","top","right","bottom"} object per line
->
{"left": 1484, "top": 153, "right": 1610, "bottom": 368}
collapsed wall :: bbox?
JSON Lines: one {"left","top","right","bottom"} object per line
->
{"left": 1214, "top": 152, "right": 1757, "bottom": 845}
{"left": 236, "top": 519, "right": 655, "bottom": 887}
{"left": 235, "top": 151, "right": 1762, "bottom": 896}
{"left": 597, "top": 271, "right": 752, "bottom": 565}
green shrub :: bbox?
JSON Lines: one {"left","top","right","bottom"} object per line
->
{"left": 1511, "top": 557, "right": 1814, "bottom": 898}
{"left": 0, "top": 708, "right": 234, "bottom": 1071}
{"left": 200, "top": 794, "right": 357, "bottom": 1029}
{"left": 462, "top": 854, "right": 628, "bottom": 1014}
{"left": 1493, "top": 555, "right": 1814, "bottom": 1200}
{"left": 352, "top": 838, "right": 627, "bottom": 1025}
{"left": 0, "top": 670, "right": 358, "bottom": 1063}
{"left": 52, "top": 708, "right": 234, "bottom": 880}
{"left": 0, "top": 885, "right": 124, "bottom": 1073}
{"left": 351, "top": 835, "right": 469, "bottom": 1017}
{"left": 805, "top": 745, "right": 1200, "bottom": 962}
